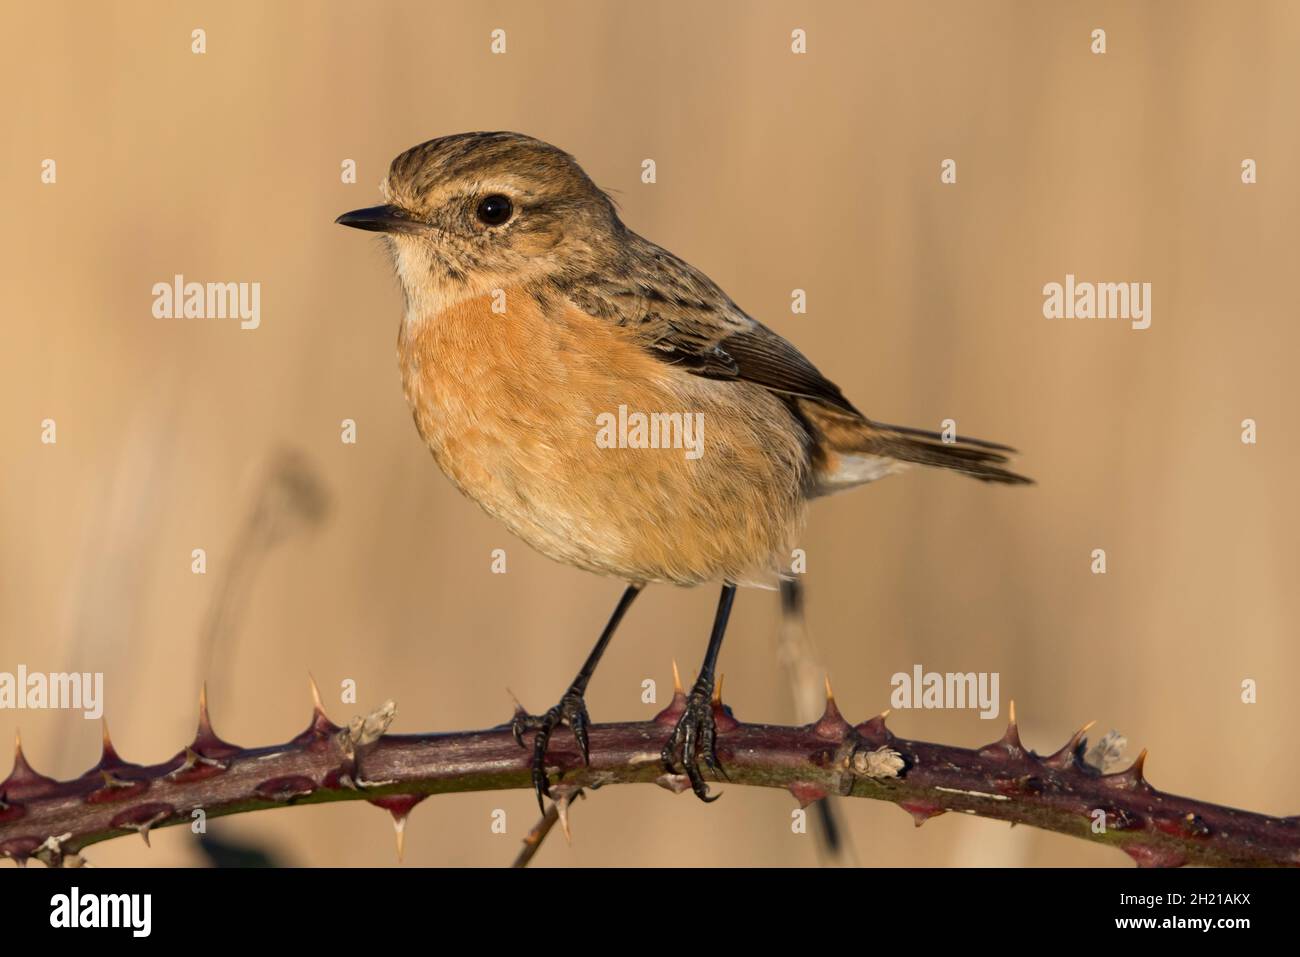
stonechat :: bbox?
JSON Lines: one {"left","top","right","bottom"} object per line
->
{"left": 337, "top": 132, "right": 1030, "bottom": 806}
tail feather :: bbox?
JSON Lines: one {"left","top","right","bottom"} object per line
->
{"left": 792, "top": 399, "right": 1034, "bottom": 489}
{"left": 866, "top": 419, "right": 1033, "bottom": 485}
{"left": 868, "top": 419, "right": 1017, "bottom": 453}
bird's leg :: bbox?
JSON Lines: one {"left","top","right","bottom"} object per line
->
{"left": 512, "top": 583, "right": 642, "bottom": 811}
{"left": 661, "top": 583, "right": 737, "bottom": 802}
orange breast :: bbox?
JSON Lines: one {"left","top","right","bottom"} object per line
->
{"left": 397, "top": 286, "right": 811, "bottom": 586}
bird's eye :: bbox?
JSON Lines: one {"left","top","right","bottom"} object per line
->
{"left": 475, "top": 194, "right": 514, "bottom": 226}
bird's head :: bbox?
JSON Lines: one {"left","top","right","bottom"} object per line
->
{"left": 337, "top": 131, "right": 623, "bottom": 313}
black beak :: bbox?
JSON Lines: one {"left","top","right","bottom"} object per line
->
{"left": 334, "top": 204, "right": 420, "bottom": 234}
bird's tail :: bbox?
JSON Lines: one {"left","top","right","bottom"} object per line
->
{"left": 864, "top": 419, "right": 1033, "bottom": 485}
{"left": 793, "top": 401, "right": 1033, "bottom": 492}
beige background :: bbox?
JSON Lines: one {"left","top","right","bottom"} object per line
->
{"left": 2, "top": 0, "right": 1297, "bottom": 867}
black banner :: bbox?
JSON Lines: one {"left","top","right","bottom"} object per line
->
{"left": 1, "top": 865, "right": 1287, "bottom": 942}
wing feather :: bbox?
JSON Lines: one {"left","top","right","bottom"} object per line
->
{"left": 564, "top": 233, "right": 860, "bottom": 416}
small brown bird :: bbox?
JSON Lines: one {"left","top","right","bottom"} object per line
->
{"left": 337, "top": 132, "right": 1030, "bottom": 806}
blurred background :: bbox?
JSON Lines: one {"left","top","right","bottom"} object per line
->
{"left": 2, "top": 0, "right": 1297, "bottom": 867}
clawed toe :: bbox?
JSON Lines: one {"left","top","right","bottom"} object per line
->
{"left": 511, "top": 692, "right": 591, "bottom": 811}
{"left": 660, "top": 681, "right": 725, "bottom": 802}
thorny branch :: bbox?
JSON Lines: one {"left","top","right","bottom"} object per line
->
{"left": 1, "top": 679, "right": 1296, "bottom": 868}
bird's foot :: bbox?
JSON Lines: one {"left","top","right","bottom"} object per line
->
{"left": 511, "top": 691, "right": 590, "bottom": 812}
{"left": 660, "top": 679, "right": 728, "bottom": 802}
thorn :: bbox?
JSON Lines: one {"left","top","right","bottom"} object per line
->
{"left": 198, "top": 683, "right": 212, "bottom": 735}
{"left": 367, "top": 794, "right": 426, "bottom": 862}
{"left": 898, "top": 800, "right": 947, "bottom": 827}
{"left": 708, "top": 673, "right": 740, "bottom": 731}
{"left": 1044, "top": 719, "right": 1097, "bottom": 770}
{"left": 980, "top": 699, "right": 1024, "bottom": 756}
{"left": 293, "top": 674, "right": 341, "bottom": 745}
{"left": 99, "top": 770, "right": 131, "bottom": 789}
{"left": 111, "top": 803, "right": 173, "bottom": 847}
{"left": 1003, "top": 699, "right": 1024, "bottom": 751}
{"left": 191, "top": 683, "right": 239, "bottom": 758}
{"left": 166, "top": 745, "right": 227, "bottom": 782}
{"left": 1104, "top": 747, "right": 1152, "bottom": 791}
{"left": 1130, "top": 748, "right": 1148, "bottom": 782}
{"left": 393, "top": 815, "right": 407, "bottom": 862}
{"left": 93, "top": 719, "right": 131, "bottom": 773}
{"left": 654, "top": 661, "right": 690, "bottom": 726}
{"left": 787, "top": 781, "right": 828, "bottom": 809}
{"left": 1065, "top": 719, "right": 1098, "bottom": 755}
{"left": 549, "top": 786, "right": 585, "bottom": 843}
{"left": 854, "top": 709, "right": 894, "bottom": 744}
{"left": 813, "top": 677, "right": 851, "bottom": 739}
{"left": 308, "top": 672, "right": 326, "bottom": 715}
{"left": 85, "top": 722, "right": 142, "bottom": 786}
{"left": 556, "top": 797, "right": 574, "bottom": 843}
{"left": 4, "top": 729, "right": 59, "bottom": 799}
{"left": 86, "top": 763, "right": 152, "bottom": 804}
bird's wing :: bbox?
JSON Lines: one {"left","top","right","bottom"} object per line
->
{"left": 564, "top": 234, "right": 863, "bottom": 418}
{"left": 560, "top": 234, "right": 1030, "bottom": 485}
